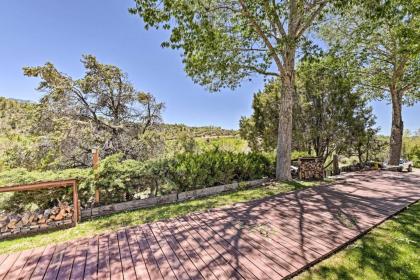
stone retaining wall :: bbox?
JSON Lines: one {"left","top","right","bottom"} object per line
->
{"left": 81, "top": 178, "right": 269, "bottom": 220}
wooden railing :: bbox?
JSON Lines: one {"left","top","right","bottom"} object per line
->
{"left": 0, "top": 179, "right": 80, "bottom": 224}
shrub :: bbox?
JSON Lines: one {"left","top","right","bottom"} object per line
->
{"left": 0, "top": 150, "right": 275, "bottom": 210}
{"left": 93, "top": 154, "right": 171, "bottom": 205}
{"left": 165, "top": 150, "right": 274, "bottom": 192}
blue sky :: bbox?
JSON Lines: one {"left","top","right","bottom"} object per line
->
{"left": 0, "top": 0, "right": 418, "bottom": 134}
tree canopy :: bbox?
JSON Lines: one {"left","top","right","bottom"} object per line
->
{"left": 21, "top": 55, "right": 164, "bottom": 168}
{"left": 240, "top": 54, "right": 382, "bottom": 165}
{"left": 322, "top": 0, "right": 420, "bottom": 164}
{"left": 130, "top": 0, "right": 330, "bottom": 179}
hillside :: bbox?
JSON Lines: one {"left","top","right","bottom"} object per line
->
{"left": 0, "top": 97, "right": 237, "bottom": 139}
{"left": 0, "top": 97, "right": 36, "bottom": 135}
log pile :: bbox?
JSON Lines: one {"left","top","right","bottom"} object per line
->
{"left": 0, "top": 202, "right": 74, "bottom": 239}
{"left": 298, "top": 157, "right": 324, "bottom": 180}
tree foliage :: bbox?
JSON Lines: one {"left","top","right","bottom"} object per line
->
{"left": 21, "top": 55, "right": 165, "bottom": 168}
{"left": 240, "top": 54, "right": 381, "bottom": 165}
{"left": 322, "top": 0, "right": 420, "bottom": 164}
{"left": 130, "top": 0, "right": 330, "bottom": 179}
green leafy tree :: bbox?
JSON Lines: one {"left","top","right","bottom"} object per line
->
{"left": 240, "top": 54, "right": 379, "bottom": 166}
{"left": 239, "top": 80, "right": 280, "bottom": 151}
{"left": 346, "top": 106, "right": 386, "bottom": 163}
{"left": 130, "top": 0, "right": 329, "bottom": 180}
{"left": 23, "top": 55, "right": 165, "bottom": 167}
{"left": 323, "top": 0, "right": 420, "bottom": 165}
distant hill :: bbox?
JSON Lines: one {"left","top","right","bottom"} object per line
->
{"left": 0, "top": 97, "right": 238, "bottom": 139}
{"left": 158, "top": 123, "right": 238, "bottom": 139}
{"left": 0, "top": 97, "right": 36, "bottom": 135}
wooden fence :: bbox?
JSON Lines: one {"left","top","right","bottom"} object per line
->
{"left": 0, "top": 179, "right": 80, "bottom": 224}
{"left": 0, "top": 179, "right": 80, "bottom": 239}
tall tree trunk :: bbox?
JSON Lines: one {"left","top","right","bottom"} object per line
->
{"left": 388, "top": 89, "right": 403, "bottom": 165}
{"left": 276, "top": 64, "right": 295, "bottom": 180}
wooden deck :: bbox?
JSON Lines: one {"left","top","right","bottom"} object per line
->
{"left": 1, "top": 170, "right": 419, "bottom": 280}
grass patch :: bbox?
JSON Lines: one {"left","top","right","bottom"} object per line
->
{"left": 295, "top": 202, "right": 420, "bottom": 280}
{"left": 0, "top": 179, "right": 325, "bottom": 254}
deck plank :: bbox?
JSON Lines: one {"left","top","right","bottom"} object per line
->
{"left": 70, "top": 239, "right": 88, "bottom": 280}
{"left": 30, "top": 245, "right": 56, "bottom": 280}
{"left": 3, "top": 249, "right": 33, "bottom": 280}
{"left": 43, "top": 243, "right": 67, "bottom": 280}
{"left": 84, "top": 236, "right": 99, "bottom": 280}
{"left": 134, "top": 226, "right": 163, "bottom": 280}
{"left": 18, "top": 247, "right": 46, "bottom": 280}
{"left": 149, "top": 223, "right": 190, "bottom": 280}
{"left": 160, "top": 220, "right": 209, "bottom": 280}
{"left": 108, "top": 232, "right": 123, "bottom": 280}
{"left": 172, "top": 218, "right": 240, "bottom": 280}
{"left": 56, "top": 240, "right": 79, "bottom": 280}
{"left": 117, "top": 230, "right": 137, "bottom": 280}
{"left": 155, "top": 220, "right": 202, "bottom": 280}
{"left": 97, "top": 235, "right": 110, "bottom": 280}
{"left": 182, "top": 216, "right": 259, "bottom": 280}
{"left": 141, "top": 224, "right": 177, "bottom": 279}
{"left": 0, "top": 252, "right": 22, "bottom": 280}
{"left": 126, "top": 227, "right": 150, "bottom": 280}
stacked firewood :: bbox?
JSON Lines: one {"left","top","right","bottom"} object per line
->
{"left": 298, "top": 157, "right": 324, "bottom": 180}
{"left": 0, "top": 202, "right": 73, "bottom": 238}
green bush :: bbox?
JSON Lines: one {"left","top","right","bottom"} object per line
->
{"left": 165, "top": 150, "right": 274, "bottom": 192}
{"left": 410, "top": 145, "right": 420, "bottom": 168}
{"left": 93, "top": 154, "right": 172, "bottom": 205}
{"left": 0, "top": 150, "right": 275, "bottom": 210}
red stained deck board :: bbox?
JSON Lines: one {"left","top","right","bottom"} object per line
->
{"left": 171, "top": 218, "right": 240, "bottom": 280}
{"left": 134, "top": 226, "right": 163, "bottom": 280}
{"left": 193, "top": 212, "right": 291, "bottom": 277}
{"left": 185, "top": 215, "right": 265, "bottom": 280}
{"left": 117, "top": 230, "right": 137, "bottom": 280}
{"left": 0, "top": 253, "right": 20, "bottom": 280}
{"left": 83, "top": 236, "right": 99, "bottom": 280}
{"left": 172, "top": 219, "right": 228, "bottom": 279}
{"left": 155, "top": 221, "right": 202, "bottom": 280}
{"left": 141, "top": 224, "right": 177, "bottom": 279}
{"left": 18, "top": 247, "right": 46, "bottom": 280}
{"left": 149, "top": 223, "right": 191, "bottom": 280}
{"left": 125, "top": 227, "right": 150, "bottom": 280}
{"left": 43, "top": 243, "right": 67, "bottom": 280}
{"left": 97, "top": 235, "right": 110, "bottom": 280}
{"left": 162, "top": 219, "right": 213, "bottom": 280}
{"left": 2, "top": 249, "right": 33, "bottom": 280}
{"left": 30, "top": 245, "right": 56, "bottom": 280}
{"left": 56, "top": 240, "right": 79, "bottom": 280}
{"left": 108, "top": 233, "right": 123, "bottom": 280}
{"left": 70, "top": 239, "right": 88, "bottom": 280}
